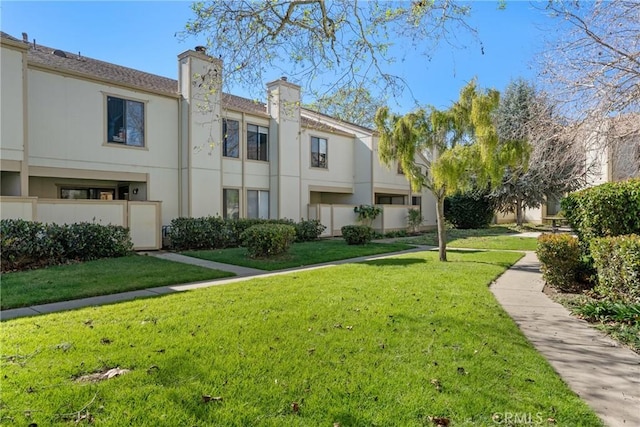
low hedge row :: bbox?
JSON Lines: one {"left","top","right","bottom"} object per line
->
{"left": 591, "top": 234, "right": 640, "bottom": 304}
{"left": 167, "top": 217, "right": 325, "bottom": 251}
{"left": 1, "top": 219, "right": 133, "bottom": 272}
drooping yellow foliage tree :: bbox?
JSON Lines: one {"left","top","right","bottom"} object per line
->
{"left": 375, "top": 80, "right": 527, "bottom": 261}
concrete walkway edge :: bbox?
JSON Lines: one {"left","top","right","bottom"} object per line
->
{"left": 491, "top": 251, "right": 640, "bottom": 427}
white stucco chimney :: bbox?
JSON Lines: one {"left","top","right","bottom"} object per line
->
{"left": 266, "top": 77, "right": 302, "bottom": 220}
{"left": 177, "top": 49, "right": 224, "bottom": 217}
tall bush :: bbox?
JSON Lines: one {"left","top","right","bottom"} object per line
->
{"left": 590, "top": 235, "right": 640, "bottom": 304}
{"left": 536, "top": 233, "right": 583, "bottom": 292}
{"left": 354, "top": 205, "right": 382, "bottom": 227}
{"left": 562, "top": 178, "right": 640, "bottom": 242}
{"left": 444, "top": 190, "right": 494, "bottom": 229}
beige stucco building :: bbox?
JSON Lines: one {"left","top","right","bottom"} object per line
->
{"left": 1, "top": 32, "right": 436, "bottom": 246}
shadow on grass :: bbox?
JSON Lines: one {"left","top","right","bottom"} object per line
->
{"left": 361, "top": 258, "right": 428, "bottom": 267}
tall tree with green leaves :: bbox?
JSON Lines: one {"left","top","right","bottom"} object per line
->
{"left": 375, "top": 80, "right": 505, "bottom": 261}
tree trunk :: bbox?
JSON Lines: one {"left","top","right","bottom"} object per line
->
{"left": 436, "top": 195, "right": 447, "bottom": 262}
{"left": 515, "top": 196, "right": 523, "bottom": 227}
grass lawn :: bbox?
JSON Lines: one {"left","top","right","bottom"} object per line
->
{"left": 0, "top": 255, "right": 234, "bottom": 310}
{"left": 1, "top": 250, "right": 601, "bottom": 426}
{"left": 183, "top": 239, "right": 415, "bottom": 270}
{"left": 405, "top": 226, "right": 539, "bottom": 251}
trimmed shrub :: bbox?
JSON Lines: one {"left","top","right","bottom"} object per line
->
{"left": 1, "top": 219, "right": 133, "bottom": 272}
{"left": 444, "top": 190, "right": 494, "bottom": 229}
{"left": 295, "top": 219, "right": 326, "bottom": 242}
{"left": 536, "top": 233, "right": 582, "bottom": 292}
{"left": 590, "top": 234, "right": 640, "bottom": 304}
{"left": 167, "top": 216, "right": 232, "bottom": 251}
{"left": 240, "top": 224, "right": 296, "bottom": 258}
{"left": 1, "top": 219, "right": 61, "bottom": 271}
{"left": 562, "top": 178, "right": 640, "bottom": 243}
{"left": 341, "top": 225, "right": 374, "bottom": 245}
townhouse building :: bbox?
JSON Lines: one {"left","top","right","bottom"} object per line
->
{"left": 0, "top": 32, "right": 436, "bottom": 248}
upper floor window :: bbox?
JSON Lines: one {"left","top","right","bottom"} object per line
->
{"left": 107, "top": 96, "right": 144, "bottom": 147}
{"left": 247, "top": 124, "right": 268, "bottom": 161}
{"left": 311, "top": 136, "right": 327, "bottom": 168}
{"left": 223, "top": 119, "right": 239, "bottom": 158}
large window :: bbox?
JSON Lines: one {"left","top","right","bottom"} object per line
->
{"left": 107, "top": 96, "right": 144, "bottom": 147}
{"left": 223, "top": 119, "right": 239, "bottom": 158}
{"left": 61, "top": 187, "right": 115, "bottom": 200}
{"left": 376, "top": 194, "right": 405, "bottom": 204}
{"left": 247, "top": 190, "right": 269, "bottom": 219}
{"left": 311, "top": 136, "right": 327, "bottom": 168}
{"left": 247, "top": 124, "right": 268, "bottom": 161}
{"left": 223, "top": 188, "right": 240, "bottom": 219}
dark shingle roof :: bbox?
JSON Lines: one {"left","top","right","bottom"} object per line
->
{"left": 24, "top": 39, "right": 178, "bottom": 96}
{"left": 0, "top": 31, "right": 22, "bottom": 43}
{"left": 222, "top": 93, "right": 267, "bottom": 116}
{"left": 1, "top": 32, "right": 362, "bottom": 130}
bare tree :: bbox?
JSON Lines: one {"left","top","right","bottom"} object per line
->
{"left": 181, "top": 1, "right": 478, "bottom": 103}
{"left": 539, "top": 0, "right": 640, "bottom": 119}
{"left": 304, "top": 87, "right": 386, "bottom": 128}
{"left": 490, "top": 79, "right": 587, "bottom": 226}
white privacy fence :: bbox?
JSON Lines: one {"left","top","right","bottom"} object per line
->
{"left": 308, "top": 204, "right": 415, "bottom": 237}
{"left": 0, "top": 197, "right": 162, "bottom": 250}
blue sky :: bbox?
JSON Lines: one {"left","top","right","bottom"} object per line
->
{"left": 1, "top": 1, "right": 554, "bottom": 112}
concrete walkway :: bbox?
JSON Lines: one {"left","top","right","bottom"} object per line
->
{"left": 491, "top": 252, "right": 640, "bottom": 427}
{"left": 2, "top": 246, "right": 638, "bottom": 426}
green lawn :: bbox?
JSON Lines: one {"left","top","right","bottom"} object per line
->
{"left": 183, "top": 239, "right": 414, "bottom": 270}
{"left": 0, "top": 255, "right": 234, "bottom": 310}
{"left": 405, "top": 226, "right": 539, "bottom": 251}
{"left": 1, "top": 250, "right": 601, "bottom": 426}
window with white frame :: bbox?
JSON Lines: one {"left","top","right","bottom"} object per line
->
{"left": 247, "top": 190, "right": 269, "bottom": 219}
{"left": 247, "top": 124, "right": 268, "bottom": 161}
{"left": 311, "top": 136, "right": 327, "bottom": 168}
{"left": 223, "top": 119, "right": 239, "bottom": 158}
{"left": 223, "top": 188, "right": 240, "bottom": 219}
{"left": 107, "top": 96, "right": 144, "bottom": 147}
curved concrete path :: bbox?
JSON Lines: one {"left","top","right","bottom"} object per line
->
{"left": 491, "top": 251, "right": 640, "bottom": 427}
{"left": 2, "top": 246, "right": 638, "bottom": 426}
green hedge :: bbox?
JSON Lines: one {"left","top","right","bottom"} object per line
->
{"left": 341, "top": 225, "right": 374, "bottom": 245}
{"left": 536, "top": 233, "right": 582, "bottom": 292}
{"left": 590, "top": 234, "right": 640, "bottom": 304}
{"left": 168, "top": 217, "right": 289, "bottom": 250}
{"left": 562, "top": 179, "right": 640, "bottom": 242}
{"left": 444, "top": 190, "right": 494, "bottom": 229}
{"left": 295, "top": 219, "right": 326, "bottom": 242}
{"left": 241, "top": 224, "right": 296, "bottom": 258}
{"left": 1, "top": 219, "right": 133, "bottom": 272}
